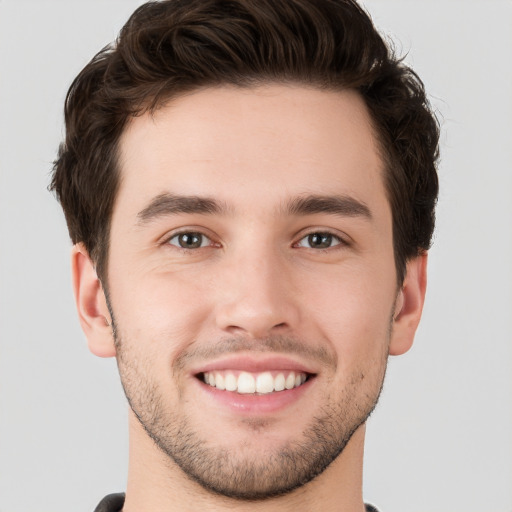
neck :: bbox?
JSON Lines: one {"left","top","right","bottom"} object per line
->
{"left": 123, "top": 411, "right": 367, "bottom": 512}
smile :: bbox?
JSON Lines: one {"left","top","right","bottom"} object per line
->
{"left": 201, "top": 370, "right": 309, "bottom": 394}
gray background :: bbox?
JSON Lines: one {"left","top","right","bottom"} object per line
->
{"left": 0, "top": 1, "right": 511, "bottom": 511}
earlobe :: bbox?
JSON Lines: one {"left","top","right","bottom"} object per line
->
{"left": 71, "top": 243, "right": 116, "bottom": 358}
{"left": 389, "top": 253, "right": 428, "bottom": 356}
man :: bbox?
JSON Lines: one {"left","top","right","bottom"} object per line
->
{"left": 51, "top": 0, "right": 439, "bottom": 510}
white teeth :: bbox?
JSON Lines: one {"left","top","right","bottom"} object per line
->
{"left": 216, "top": 373, "right": 225, "bottom": 390}
{"left": 274, "top": 373, "right": 285, "bottom": 392}
{"left": 285, "top": 373, "right": 295, "bottom": 390}
{"left": 225, "top": 373, "right": 237, "bottom": 392}
{"left": 238, "top": 372, "right": 256, "bottom": 394}
{"left": 256, "top": 372, "right": 274, "bottom": 394}
{"left": 202, "top": 370, "right": 308, "bottom": 394}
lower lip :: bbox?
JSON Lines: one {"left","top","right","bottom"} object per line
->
{"left": 196, "top": 377, "right": 314, "bottom": 414}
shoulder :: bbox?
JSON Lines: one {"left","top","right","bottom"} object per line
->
{"left": 93, "top": 493, "right": 125, "bottom": 512}
{"left": 93, "top": 494, "right": 378, "bottom": 512}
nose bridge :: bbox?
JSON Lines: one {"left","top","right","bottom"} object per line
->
{"left": 214, "top": 237, "right": 299, "bottom": 338}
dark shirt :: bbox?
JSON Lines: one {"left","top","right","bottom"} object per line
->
{"left": 94, "top": 493, "right": 380, "bottom": 511}
{"left": 94, "top": 494, "right": 125, "bottom": 512}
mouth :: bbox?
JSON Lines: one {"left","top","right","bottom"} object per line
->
{"left": 198, "top": 370, "right": 312, "bottom": 395}
{"left": 191, "top": 355, "right": 318, "bottom": 413}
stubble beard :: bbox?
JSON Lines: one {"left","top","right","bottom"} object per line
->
{"left": 111, "top": 316, "right": 389, "bottom": 501}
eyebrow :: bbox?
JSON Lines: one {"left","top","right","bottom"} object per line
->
{"left": 136, "top": 193, "right": 229, "bottom": 224}
{"left": 284, "top": 194, "right": 372, "bottom": 220}
{"left": 136, "top": 192, "right": 372, "bottom": 225}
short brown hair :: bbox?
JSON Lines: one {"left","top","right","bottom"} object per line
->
{"left": 50, "top": 0, "right": 439, "bottom": 285}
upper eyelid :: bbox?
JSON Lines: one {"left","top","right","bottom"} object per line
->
{"left": 168, "top": 231, "right": 211, "bottom": 241}
{"left": 167, "top": 229, "right": 212, "bottom": 240}
{"left": 293, "top": 228, "right": 351, "bottom": 246}
{"left": 159, "top": 227, "right": 217, "bottom": 245}
{"left": 168, "top": 233, "right": 214, "bottom": 250}
{"left": 294, "top": 232, "right": 345, "bottom": 249}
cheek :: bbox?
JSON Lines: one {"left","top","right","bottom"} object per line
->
{"left": 109, "top": 267, "right": 215, "bottom": 357}
{"left": 303, "top": 266, "right": 395, "bottom": 359}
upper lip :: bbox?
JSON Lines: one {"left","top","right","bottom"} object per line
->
{"left": 190, "top": 354, "right": 318, "bottom": 377}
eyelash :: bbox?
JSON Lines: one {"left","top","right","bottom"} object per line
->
{"left": 294, "top": 231, "right": 346, "bottom": 250}
{"left": 165, "top": 231, "right": 217, "bottom": 250}
{"left": 164, "top": 229, "right": 348, "bottom": 251}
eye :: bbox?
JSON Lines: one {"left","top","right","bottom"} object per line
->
{"left": 167, "top": 232, "right": 212, "bottom": 249}
{"left": 296, "top": 232, "right": 342, "bottom": 249}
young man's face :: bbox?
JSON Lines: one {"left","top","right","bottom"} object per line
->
{"left": 75, "top": 85, "right": 426, "bottom": 499}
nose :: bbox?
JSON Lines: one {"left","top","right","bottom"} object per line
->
{"left": 214, "top": 245, "right": 300, "bottom": 339}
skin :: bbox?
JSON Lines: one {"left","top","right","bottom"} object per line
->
{"left": 72, "top": 85, "right": 427, "bottom": 512}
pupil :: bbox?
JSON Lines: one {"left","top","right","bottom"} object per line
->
{"left": 179, "top": 233, "right": 202, "bottom": 248}
{"left": 309, "top": 233, "right": 331, "bottom": 248}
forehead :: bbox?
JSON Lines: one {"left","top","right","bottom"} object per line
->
{"left": 116, "top": 84, "right": 387, "bottom": 217}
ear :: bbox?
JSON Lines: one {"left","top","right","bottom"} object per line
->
{"left": 71, "top": 243, "right": 116, "bottom": 358}
{"left": 389, "top": 253, "right": 428, "bottom": 356}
